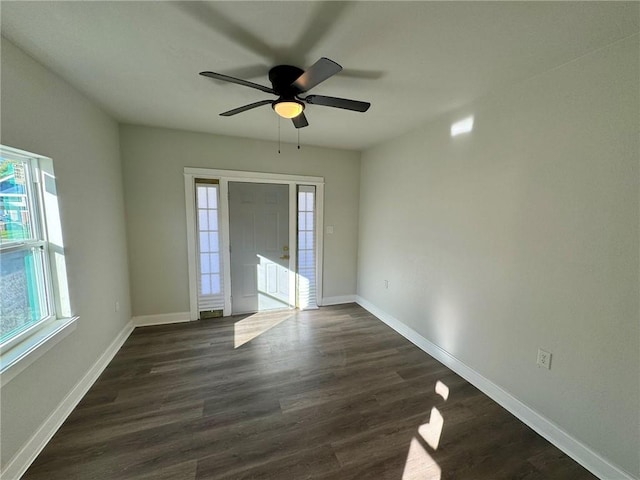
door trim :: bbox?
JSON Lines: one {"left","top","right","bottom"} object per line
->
{"left": 184, "top": 168, "right": 325, "bottom": 319}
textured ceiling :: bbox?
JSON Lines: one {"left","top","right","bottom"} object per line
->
{"left": 2, "top": 1, "right": 638, "bottom": 150}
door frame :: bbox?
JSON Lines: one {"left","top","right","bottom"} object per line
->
{"left": 184, "top": 167, "right": 325, "bottom": 319}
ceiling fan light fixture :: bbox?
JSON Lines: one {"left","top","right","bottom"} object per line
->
{"left": 273, "top": 99, "right": 304, "bottom": 119}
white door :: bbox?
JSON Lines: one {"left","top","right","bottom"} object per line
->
{"left": 228, "top": 182, "right": 290, "bottom": 314}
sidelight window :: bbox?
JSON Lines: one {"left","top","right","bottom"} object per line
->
{"left": 297, "top": 185, "right": 317, "bottom": 309}
{"left": 195, "top": 179, "right": 223, "bottom": 313}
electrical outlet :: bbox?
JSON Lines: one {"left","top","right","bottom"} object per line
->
{"left": 537, "top": 348, "right": 551, "bottom": 370}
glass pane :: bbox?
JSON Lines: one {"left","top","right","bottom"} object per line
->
{"left": 198, "top": 210, "right": 208, "bottom": 230}
{"left": 298, "top": 231, "right": 306, "bottom": 250}
{"left": 200, "top": 253, "right": 211, "bottom": 274}
{"left": 306, "top": 192, "right": 314, "bottom": 210}
{"left": 0, "top": 158, "right": 33, "bottom": 244}
{"left": 0, "top": 247, "right": 49, "bottom": 344}
{"left": 207, "top": 187, "right": 217, "bottom": 209}
{"left": 208, "top": 233, "right": 217, "bottom": 253}
{"left": 209, "top": 232, "right": 219, "bottom": 252}
{"left": 305, "top": 212, "right": 314, "bottom": 230}
{"left": 298, "top": 192, "right": 306, "bottom": 211}
{"left": 208, "top": 210, "right": 218, "bottom": 231}
{"left": 298, "top": 212, "right": 306, "bottom": 231}
{"left": 199, "top": 232, "right": 209, "bottom": 252}
{"left": 197, "top": 186, "right": 208, "bottom": 209}
{"left": 211, "top": 274, "right": 221, "bottom": 294}
{"left": 304, "top": 231, "right": 314, "bottom": 249}
{"left": 210, "top": 253, "right": 220, "bottom": 274}
{"left": 306, "top": 251, "right": 315, "bottom": 266}
{"left": 201, "top": 274, "right": 211, "bottom": 295}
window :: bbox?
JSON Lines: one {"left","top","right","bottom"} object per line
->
{"left": 297, "top": 185, "right": 317, "bottom": 309}
{"left": 0, "top": 145, "right": 73, "bottom": 384}
{"left": 195, "top": 179, "right": 223, "bottom": 314}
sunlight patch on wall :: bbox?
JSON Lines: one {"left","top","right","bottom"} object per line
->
{"left": 433, "top": 296, "right": 461, "bottom": 354}
{"left": 451, "top": 116, "right": 474, "bottom": 136}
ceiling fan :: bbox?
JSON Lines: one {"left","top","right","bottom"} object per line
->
{"left": 200, "top": 58, "right": 371, "bottom": 129}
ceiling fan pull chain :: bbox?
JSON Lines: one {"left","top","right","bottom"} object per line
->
{"left": 297, "top": 129, "right": 300, "bottom": 150}
{"left": 278, "top": 117, "right": 281, "bottom": 154}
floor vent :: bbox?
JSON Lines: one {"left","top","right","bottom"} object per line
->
{"left": 200, "top": 309, "right": 223, "bottom": 320}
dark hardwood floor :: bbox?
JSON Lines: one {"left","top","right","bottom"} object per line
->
{"left": 23, "top": 304, "right": 597, "bottom": 479}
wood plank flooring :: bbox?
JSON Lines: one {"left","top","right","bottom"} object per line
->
{"left": 23, "top": 304, "right": 597, "bottom": 479}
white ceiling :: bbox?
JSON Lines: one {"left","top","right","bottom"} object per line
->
{"left": 2, "top": 1, "right": 638, "bottom": 151}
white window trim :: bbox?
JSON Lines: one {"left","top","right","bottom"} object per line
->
{"left": 0, "top": 145, "right": 76, "bottom": 386}
{"left": 0, "top": 316, "right": 77, "bottom": 387}
{"left": 184, "top": 167, "right": 324, "bottom": 319}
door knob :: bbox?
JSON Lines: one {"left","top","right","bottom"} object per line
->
{"left": 280, "top": 254, "right": 290, "bottom": 260}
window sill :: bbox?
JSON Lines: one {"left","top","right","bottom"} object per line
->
{"left": 0, "top": 316, "right": 78, "bottom": 387}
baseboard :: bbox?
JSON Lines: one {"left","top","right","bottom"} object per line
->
{"left": 355, "top": 295, "right": 636, "bottom": 480}
{"left": 321, "top": 295, "right": 356, "bottom": 306}
{"left": 3, "top": 319, "right": 135, "bottom": 480}
{"left": 132, "top": 311, "right": 191, "bottom": 327}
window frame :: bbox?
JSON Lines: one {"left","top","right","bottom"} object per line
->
{"left": 0, "top": 145, "right": 76, "bottom": 386}
{"left": 194, "top": 179, "right": 224, "bottom": 312}
{"left": 1, "top": 155, "right": 54, "bottom": 348}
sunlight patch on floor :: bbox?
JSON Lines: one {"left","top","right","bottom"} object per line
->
{"left": 234, "top": 312, "right": 290, "bottom": 348}
{"left": 435, "top": 380, "right": 449, "bottom": 401}
{"left": 418, "top": 406, "right": 445, "bottom": 451}
{"left": 402, "top": 437, "right": 442, "bottom": 480}
{"left": 402, "top": 379, "right": 450, "bottom": 479}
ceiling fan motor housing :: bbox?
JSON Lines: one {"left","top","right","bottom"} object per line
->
{"left": 269, "top": 65, "right": 305, "bottom": 98}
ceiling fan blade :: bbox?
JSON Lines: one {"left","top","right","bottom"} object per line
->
{"left": 293, "top": 3, "right": 351, "bottom": 58}
{"left": 304, "top": 95, "right": 370, "bottom": 112}
{"left": 292, "top": 112, "right": 309, "bottom": 129}
{"left": 220, "top": 100, "right": 273, "bottom": 116}
{"left": 200, "top": 71, "right": 275, "bottom": 95}
{"left": 292, "top": 58, "right": 342, "bottom": 93}
{"left": 177, "top": 3, "right": 277, "bottom": 62}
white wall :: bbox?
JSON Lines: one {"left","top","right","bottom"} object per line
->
{"left": 358, "top": 35, "right": 639, "bottom": 477}
{"left": 0, "top": 40, "right": 131, "bottom": 468}
{"left": 119, "top": 125, "right": 360, "bottom": 317}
